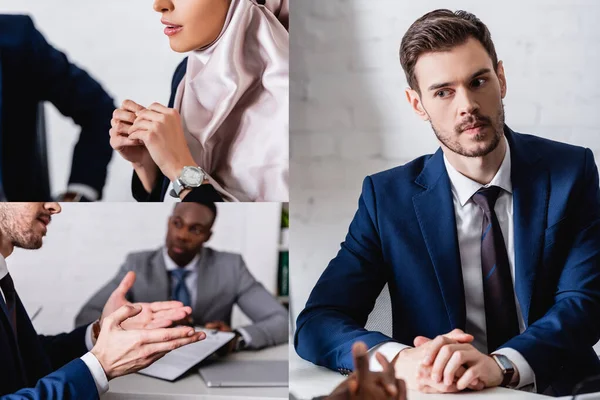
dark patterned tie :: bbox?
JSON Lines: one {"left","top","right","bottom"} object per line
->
{"left": 0, "top": 273, "right": 18, "bottom": 337}
{"left": 170, "top": 269, "right": 192, "bottom": 307}
{"left": 472, "top": 186, "right": 519, "bottom": 352}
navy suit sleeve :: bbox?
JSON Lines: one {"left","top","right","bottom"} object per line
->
{"left": 37, "top": 325, "right": 89, "bottom": 370}
{"left": 24, "top": 16, "right": 115, "bottom": 198}
{"left": 295, "top": 176, "right": 393, "bottom": 372}
{"left": 501, "top": 148, "right": 600, "bottom": 389}
{"left": 0, "top": 359, "right": 98, "bottom": 400}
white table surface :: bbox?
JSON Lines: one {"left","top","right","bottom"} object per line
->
{"left": 104, "top": 343, "right": 289, "bottom": 400}
{"left": 289, "top": 343, "right": 552, "bottom": 400}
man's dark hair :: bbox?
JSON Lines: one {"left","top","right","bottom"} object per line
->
{"left": 399, "top": 9, "right": 498, "bottom": 93}
{"left": 173, "top": 201, "right": 217, "bottom": 222}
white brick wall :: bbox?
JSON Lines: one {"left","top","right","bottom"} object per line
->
{"left": 289, "top": 0, "right": 600, "bottom": 355}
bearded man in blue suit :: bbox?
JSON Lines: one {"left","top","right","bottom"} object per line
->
{"left": 295, "top": 9, "right": 600, "bottom": 397}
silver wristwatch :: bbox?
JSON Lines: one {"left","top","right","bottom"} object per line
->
{"left": 169, "top": 166, "right": 206, "bottom": 198}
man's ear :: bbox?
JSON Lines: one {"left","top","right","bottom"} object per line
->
{"left": 405, "top": 88, "right": 429, "bottom": 121}
{"left": 496, "top": 60, "right": 507, "bottom": 99}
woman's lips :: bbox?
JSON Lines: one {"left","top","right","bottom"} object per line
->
{"left": 161, "top": 20, "right": 183, "bottom": 37}
{"left": 164, "top": 26, "right": 183, "bottom": 37}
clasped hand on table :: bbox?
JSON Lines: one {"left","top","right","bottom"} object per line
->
{"left": 395, "top": 328, "right": 510, "bottom": 393}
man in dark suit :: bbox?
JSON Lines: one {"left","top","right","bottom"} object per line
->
{"left": 0, "top": 14, "right": 114, "bottom": 201}
{"left": 76, "top": 201, "right": 288, "bottom": 351}
{"left": 295, "top": 9, "right": 600, "bottom": 397}
{"left": 0, "top": 202, "right": 205, "bottom": 399}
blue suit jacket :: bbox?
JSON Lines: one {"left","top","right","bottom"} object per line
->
{"left": 0, "top": 291, "right": 97, "bottom": 399}
{"left": 0, "top": 15, "right": 114, "bottom": 200}
{"left": 295, "top": 127, "right": 600, "bottom": 396}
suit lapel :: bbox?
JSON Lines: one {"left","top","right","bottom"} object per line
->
{"left": 506, "top": 128, "right": 548, "bottom": 325}
{"left": 192, "top": 248, "right": 212, "bottom": 324}
{"left": 150, "top": 250, "right": 171, "bottom": 301}
{"left": 413, "top": 149, "right": 466, "bottom": 330}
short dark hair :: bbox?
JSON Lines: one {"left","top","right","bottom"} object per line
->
{"left": 399, "top": 9, "right": 498, "bottom": 93}
{"left": 173, "top": 201, "right": 217, "bottom": 221}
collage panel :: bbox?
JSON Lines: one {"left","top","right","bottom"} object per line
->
{"left": 2, "top": 201, "right": 289, "bottom": 399}
{"left": 0, "top": 0, "right": 288, "bottom": 202}
{"left": 290, "top": 1, "right": 600, "bottom": 399}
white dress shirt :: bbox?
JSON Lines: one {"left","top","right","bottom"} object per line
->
{"left": 0, "top": 254, "right": 108, "bottom": 395}
{"left": 369, "top": 138, "right": 535, "bottom": 390}
{"left": 161, "top": 247, "right": 252, "bottom": 345}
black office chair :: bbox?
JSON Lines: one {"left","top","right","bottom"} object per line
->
{"left": 34, "top": 102, "right": 52, "bottom": 200}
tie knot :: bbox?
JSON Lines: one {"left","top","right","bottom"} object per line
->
{"left": 0, "top": 274, "right": 15, "bottom": 295}
{"left": 170, "top": 269, "right": 190, "bottom": 282}
{"left": 472, "top": 185, "right": 502, "bottom": 214}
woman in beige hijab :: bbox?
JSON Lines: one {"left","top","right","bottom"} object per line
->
{"left": 109, "top": 0, "right": 289, "bottom": 202}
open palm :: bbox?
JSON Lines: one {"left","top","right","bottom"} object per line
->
{"left": 100, "top": 271, "right": 192, "bottom": 331}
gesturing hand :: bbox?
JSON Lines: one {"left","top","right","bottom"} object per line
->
{"left": 91, "top": 304, "right": 205, "bottom": 380}
{"left": 327, "top": 342, "right": 406, "bottom": 400}
{"left": 128, "top": 103, "right": 197, "bottom": 182}
{"left": 99, "top": 271, "right": 192, "bottom": 332}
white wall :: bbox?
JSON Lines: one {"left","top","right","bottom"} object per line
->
{"left": 8, "top": 202, "right": 282, "bottom": 334}
{"left": 289, "top": 0, "right": 600, "bottom": 356}
{"left": 1, "top": 1, "right": 185, "bottom": 200}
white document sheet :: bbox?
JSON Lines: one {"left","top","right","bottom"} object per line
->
{"left": 138, "top": 329, "right": 236, "bottom": 381}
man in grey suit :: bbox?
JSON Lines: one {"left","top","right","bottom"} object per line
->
{"left": 76, "top": 201, "right": 288, "bottom": 351}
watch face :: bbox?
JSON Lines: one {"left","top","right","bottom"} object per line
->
{"left": 181, "top": 167, "right": 203, "bottom": 186}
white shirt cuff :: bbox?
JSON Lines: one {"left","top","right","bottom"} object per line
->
{"left": 80, "top": 352, "right": 109, "bottom": 395}
{"left": 492, "top": 347, "right": 536, "bottom": 391}
{"left": 85, "top": 322, "right": 95, "bottom": 351}
{"left": 236, "top": 327, "right": 252, "bottom": 347}
{"left": 66, "top": 184, "right": 99, "bottom": 201}
{"left": 368, "top": 342, "right": 411, "bottom": 371}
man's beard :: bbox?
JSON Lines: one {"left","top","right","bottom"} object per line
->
{"left": 429, "top": 102, "right": 505, "bottom": 158}
{"left": 0, "top": 212, "right": 44, "bottom": 250}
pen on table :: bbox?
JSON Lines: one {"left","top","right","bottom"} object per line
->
{"left": 31, "top": 306, "right": 43, "bottom": 321}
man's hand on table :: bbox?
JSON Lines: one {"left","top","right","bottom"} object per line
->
{"left": 393, "top": 328, "right": 488, "bottom": 393}
{"left": 418, "top": 335, "right": 515, "bottom": 391}
{"left": 326, "top": 342, "right": 406, "bottom": 399}
{"left": 206, "top": 321, "right": 238, "bottom": 356}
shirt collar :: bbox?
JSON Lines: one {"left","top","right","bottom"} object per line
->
{"left": 443, "top": 136, "right": 513, "bottom": 207}
{"left": 0, "top": 254, "right": 7, "bottom": 281}
{"left": 162, "top": 247, "right": 201, "bottom": 273}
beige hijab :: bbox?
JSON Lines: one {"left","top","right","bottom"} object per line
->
{"left": 172, "top": 0, "right": 289, "bottom": 202}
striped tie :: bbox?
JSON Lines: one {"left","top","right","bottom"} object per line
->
{"left": 170, "top": 269, "right": 192, "bottom": 307}
{"left": 472, "top": 186, "right": 519, "bottom": 352}
{"left": 0, "top": 273, "right": 17, "bottom": 337}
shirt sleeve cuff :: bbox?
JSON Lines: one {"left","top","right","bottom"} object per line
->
{"left": 236, "top": 327, "right": 252, "bottom": 347}
{"left": 493, "top": 347, "right": 536, "bottom": 391}
{"left": 368, "top": 342, "right": 411, "bottom": 371}
{"left": 80, "top": 352, "right": 109, "bottom": 395}
{"left": 85, "top": 322, "right": 95, "bottom": 351}
{"left": 66, "top": 184, "right": 99, "bottom": 201}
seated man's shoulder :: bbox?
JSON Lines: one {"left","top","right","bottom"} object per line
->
{"left": 203, "top": 247, "right": 244, "bottom": 268}
{"left": 0, "top": 15, "right": 36, "bottom": 49}
{"left": 516, "top": 130, "right": 591, "bottom": 170}
{"left": 367, "top": 153, "right": 434, "bottom": 193}
{"left": 122, "top": 249, "right": 161, "bottom": 269}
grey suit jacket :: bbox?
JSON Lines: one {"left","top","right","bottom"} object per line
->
{"left": 75, "top": 247, "right": 288, "bottom": 349}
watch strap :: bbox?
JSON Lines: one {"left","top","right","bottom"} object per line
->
{"left": 492, "top": 354, "right": 515, "bottom": 387}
